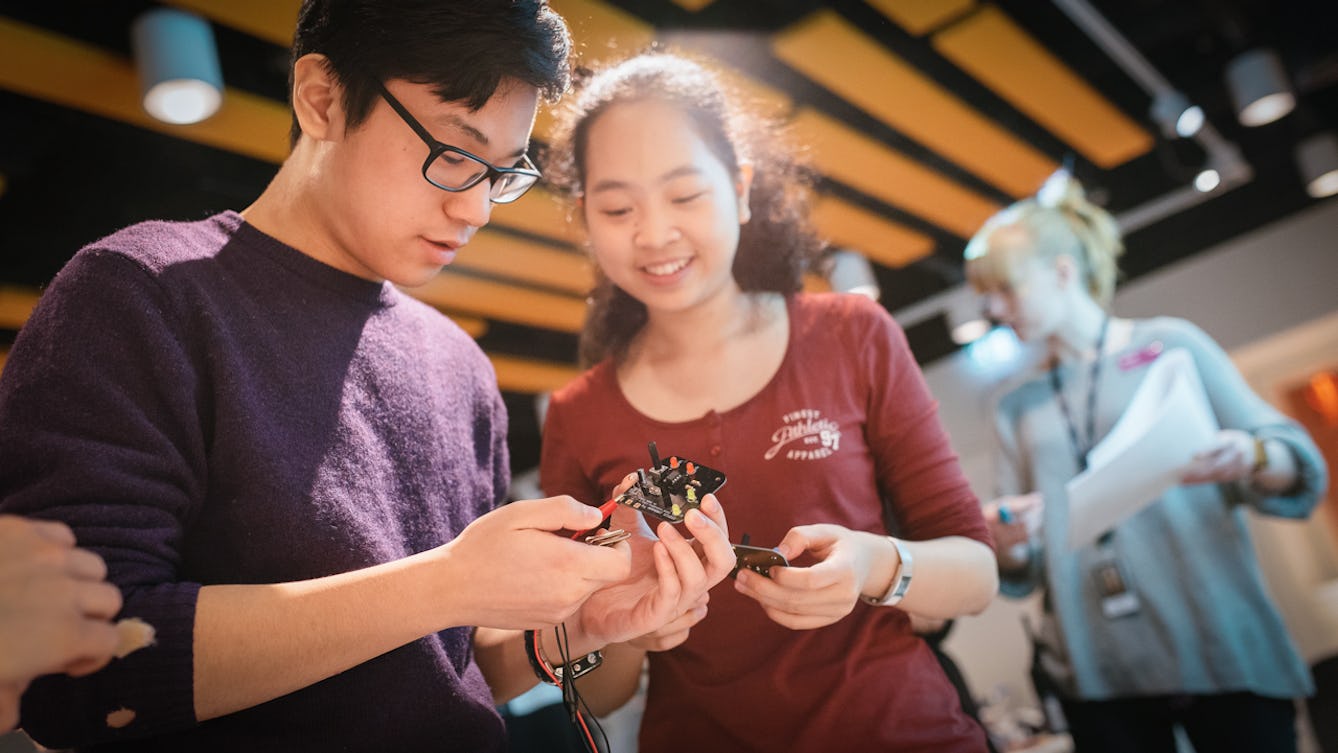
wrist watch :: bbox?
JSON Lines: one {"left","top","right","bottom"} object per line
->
{"left": 861, "top": 536, "right": 914, "bottom": 606}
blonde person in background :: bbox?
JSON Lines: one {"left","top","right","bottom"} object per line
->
{"left": 967, "top": 171, "right": 1328, "bottom": 753}
{"left": 538, "top": 52, "right": 999, "bottom": 753}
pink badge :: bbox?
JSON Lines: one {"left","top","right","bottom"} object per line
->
{"left": 1118, "top": 340, "right": 1163, "bottom": 370}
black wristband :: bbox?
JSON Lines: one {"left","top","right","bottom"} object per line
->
{"left": 524, "top": 629, "right": 603, "bottom": 685}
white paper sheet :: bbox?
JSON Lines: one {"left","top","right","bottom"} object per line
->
{"left": 1065, "top": 348, "right": 1219, "bottom": 550}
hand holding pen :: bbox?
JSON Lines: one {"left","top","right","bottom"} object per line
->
{"left": 985, "top": 493, "right": 1042, "bottom": 571}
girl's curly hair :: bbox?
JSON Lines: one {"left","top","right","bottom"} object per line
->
{"left": 542, "top": 51, "right": 825, "bottom": 366}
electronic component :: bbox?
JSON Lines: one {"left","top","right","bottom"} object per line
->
{"left": 730, "top": 533, "right": 789, "bottom": 578}
{"left": 615, "top": 441, "right": 726, "bottom": 523}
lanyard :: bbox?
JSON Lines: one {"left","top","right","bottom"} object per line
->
{"left": 1049, "top": 317, "right": 1109, "bottom": 473}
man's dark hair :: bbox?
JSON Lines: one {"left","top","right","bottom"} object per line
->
{"left": 288, "top": 0, "right": 572, "bottom": 146}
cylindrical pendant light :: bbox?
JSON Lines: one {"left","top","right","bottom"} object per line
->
{"left": 1225, "top": 48, "right": 1295, "bottom": 127}
{"left": 1296, "top": 131, "right": 1338, "bottom": 199}
{"left": 824, "top": 249, "right": 881, "bottom": 301}
{"left": 131, "top": 8, "right": 224, "bottom": 125}
{"left": 1149, "top": 90, "right": 1203, "bottom": 139}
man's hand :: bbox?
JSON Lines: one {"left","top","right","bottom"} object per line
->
{"left": 432, "top": 497, "right": 632, "bottom": 630}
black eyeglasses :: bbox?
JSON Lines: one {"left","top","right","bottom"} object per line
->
{"left": 374, "top": 80, "right": 541, "bottom": 205}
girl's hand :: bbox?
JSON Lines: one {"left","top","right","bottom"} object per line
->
{"left": 572, "top": 492, "right": 732, "bottom": 647}
{"left": 733, "top": 524, "right": 885, "bottom": 630}
{"left": 624, "top": 594, "right": 710, "bottom": 652}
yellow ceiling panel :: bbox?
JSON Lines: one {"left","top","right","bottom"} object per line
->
{"left": 802, "top": 273, "right": 832, "bottom": 293}
{"left": 549, "top": 0, "right": 655, "bottom": 64}
{"left": 0, "top": 18, "right": 291, "bottom": 165}
{"left": 811, "top": 195, "right": 935, "bottom": 268}
{"left": 164, "top": 0, "right": 301, "bottom": 46}
{"left": 773, "top": 9, "right": 1055, "bottom": 198}
{"left": 441, "top": 313, "right": 488, "bottom": 339}
{"left": 407, "top": 273, "right": 588, "bottom": 333}
{"left": 452, "top": 231, "right": 595, "bottom": 297}
{"left": 0, "top": 286, "right": 39, "bottom": 330}
{"left": 490, "top": 354, "right": 582, "bottom": 394}
{"left": 536, "top": 0, "right": 656, "bottom": 142}
{"left": 703, "top": 57, "right": 795, "bottom": 122}
{"left": 932, "top": 5, "right": 1154, "bottom": 169}
{"left": 670, "top": 0, "right": 720, "bottom": 12}
{"left": 492, "top": 186, "right": 582, "bottom": 245}
{"left": 791, "top": 107, "right": 1001, "bottom": 238}
{"left": 867, "top": 0, "right": 976, "bottom": 36}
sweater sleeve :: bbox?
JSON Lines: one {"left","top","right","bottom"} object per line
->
{"left": 1167, "top": 317, "right": 1328, "bottom": 519}
{"left": 0, "top": 250, "right": 207, "bottom": 746}
{"left": 857, "top": 300, "right": 992, "bottom": 548}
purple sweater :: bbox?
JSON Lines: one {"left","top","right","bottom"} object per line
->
{"left": 0, "top": 212, "right": 510, "bottom": 751}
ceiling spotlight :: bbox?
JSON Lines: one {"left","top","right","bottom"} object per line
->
{"left": 131, "top": 8, "right": 224, "bottom": 125}
{"left": 1225, "top": 48, "right": 1295, "bottom": 127}
{"left": 1295, "top": 131, "right": 1338, "bottom": 199}
{"left": 1193, "top": 168, "right": 1221, "bottom": 193}
{"left": 1149, "top": 90, "right": 1204, "bottom": 138}
{"left": 824, "top": 249, "right": 881, "bottom": 301}
{"left": 1194, "top": 144, "right": 1251, "bottom": 194}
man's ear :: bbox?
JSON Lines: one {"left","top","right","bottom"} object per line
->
{"left": 735, "top": 162, "right": 755, "bottom": 225}
{"left": 291, "top": 53, "right": 344, "bottom": 142}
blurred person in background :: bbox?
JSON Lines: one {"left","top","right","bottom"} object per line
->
{"left": 967, "top": 171, "right": 1328, "bottom": 753}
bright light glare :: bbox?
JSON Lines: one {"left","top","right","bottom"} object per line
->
{"left": 1175, "top": 105, "right": 1204, "bottom": 137}
{"left": 951, "top": 318, "right": 991, "bottom": 345}
{"left": 1194, "top": 168, "right": 1221, "bottom": 193}
{"left": 1239, "top": 92, "right": 1295, "bottom": 127}
{"left": 1307, "top": 169, "right": 1338, "bottom": 199}
{"left": 965, "top": 326, "right": 1021, "bottom": 373}
{"left": 143, "top": 79, "right": 221, "bottom": 125}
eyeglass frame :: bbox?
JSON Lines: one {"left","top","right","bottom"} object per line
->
{"left": 373, "top": 79, "right": 542, "bottom": 205}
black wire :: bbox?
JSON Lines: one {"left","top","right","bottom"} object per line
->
{"left": 553, "top": 624, "right": 610, "bottom": 753}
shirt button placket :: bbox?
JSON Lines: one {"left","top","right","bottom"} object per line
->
{"left": 707, "top": 412, "right": 724, "bottom": 459}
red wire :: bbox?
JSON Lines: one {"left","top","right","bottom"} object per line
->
{"left": 575, "top": 709, "right": 597, "bottom": 750}
{"left": 536, "top": 631, "right": 599, "bottom": 752}
{"left": 569, "top": 498, "right": 620, "bottom": 540}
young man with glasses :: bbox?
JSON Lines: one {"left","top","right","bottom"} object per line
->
{"left": 0, "top": 1, "right": 734, "bottom": 750}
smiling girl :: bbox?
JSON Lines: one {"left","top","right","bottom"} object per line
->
{"left": 539, "top": 52, "right": 999, "bottom": 753}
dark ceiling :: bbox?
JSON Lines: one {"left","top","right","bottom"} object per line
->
{"left": 1, "top": 0, "right": 1335, "bottom": 473}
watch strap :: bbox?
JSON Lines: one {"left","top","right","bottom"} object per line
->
{"left": 861, "top": 536, "right": 914, "bottom": 606}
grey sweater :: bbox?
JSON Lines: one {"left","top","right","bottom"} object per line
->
{"left": 992, "top": 316, "right": 1327, "bottom": 700}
